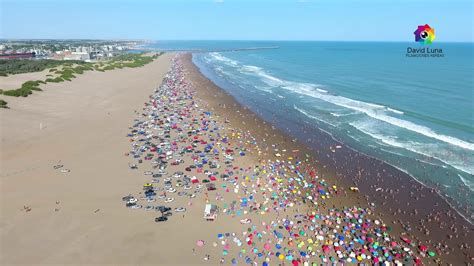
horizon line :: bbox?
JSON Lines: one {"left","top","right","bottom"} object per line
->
{"left": 1, "top": 38, "right": 473, "bottom": 44}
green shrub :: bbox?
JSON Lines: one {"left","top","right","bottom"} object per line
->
{"left": 61, "top": 73, "right": 75, "bottom": 81}
{"left": 73, "top": 66, "right": 85, "bottom": 74}
{"left": 2, "top": 80, "right": 44, "bottom": 97}
{"left": 0, "top": 99, "right": 8, "bottom": 108}
{"left": 0, "top": 59, "right": 84, "bottom": 76}
{"left": 45, "top": 77, "right": 64, "bottom": 83}
{"left": 3, "top": 88, "right": 32, "bottom": 97}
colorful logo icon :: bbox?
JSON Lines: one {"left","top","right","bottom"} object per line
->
{"left": 414, "top": 24, "right": 436, "bottom": 45}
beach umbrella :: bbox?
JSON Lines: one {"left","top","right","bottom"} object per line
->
{"left": 196, "top": 240, "right": 205, "bottom": 247}
{"left": 322, "top": 245, "right": 330, "bottom": 254}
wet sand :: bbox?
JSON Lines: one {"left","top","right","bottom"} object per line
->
{"left": 182, "top": 54, "right": 473, "bottom": 264}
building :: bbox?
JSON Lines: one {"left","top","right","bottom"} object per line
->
{"left": 64, "top": 52, "right": 90, "bottom": 61}
{"left": 0, "top": 52, "right": 35, "bottom": 60}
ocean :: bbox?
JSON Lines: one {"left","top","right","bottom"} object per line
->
{"left": 146, "top": 41, "right": 474, "bottom": 222}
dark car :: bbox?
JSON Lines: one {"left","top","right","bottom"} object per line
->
{"left": 155, "top": 216, "right": 168, "bottom": 222}
{"left": 126, "top": 202, "right": 137, "bottom": 208}
{"left": 206, "top": 183, "right": 216, "bottom": 191}
{"left": 144, "top": 190, "right": 156, "bottom": 197}
{"left": 156, "top": 206, "right": 172, "bottom": 213}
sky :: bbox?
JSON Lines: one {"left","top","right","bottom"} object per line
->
{"left": 1, "top": 0, "right": 472, "bottom": 42}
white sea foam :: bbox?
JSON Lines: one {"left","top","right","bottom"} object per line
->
{"left": 387, "top": 107, "right": 404, "bottom": 115}
{"left": 209, "top": 52, "right": 239, "bottom": 66}
{"left": 254, "top": 86, "right": 273, "bottom": 93}
{"left": 330, "top": 111, "right": 358, "bottom": 117}
{"left": 380, "top": 148, "right": 408, "bottom": 158}
{"left": 351, "top": 120, "right": 474, "bottom": 177}
{"left": 458, "top": 174, "right": 474, "bottom": 190}
{"left": 241, "top": 65, "right": 262, "bottom": 72}
{"left": 278, "top": 82, "right": 474, "bottom": 151}
{"left": 355, "top": 127, "right": 405, "bottom": 149}
{"left": 294, "top": 105, "right": 337, "bottom": 127}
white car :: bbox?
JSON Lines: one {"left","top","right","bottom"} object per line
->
{"left": 127, "top": 198, "right": 138, "bottom": 204}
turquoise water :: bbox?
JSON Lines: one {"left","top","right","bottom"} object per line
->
{"left": 148, "top": 41, "right": 474, "bottom": 221}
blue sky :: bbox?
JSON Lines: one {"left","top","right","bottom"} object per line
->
{"left": 1, "top": 0, "right": 472, "bottom": 42}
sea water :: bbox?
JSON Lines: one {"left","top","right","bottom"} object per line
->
{"left": 148, "top": 41, "right": 474, "bottom": 222}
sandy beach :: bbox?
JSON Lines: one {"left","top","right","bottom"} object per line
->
{"left": 0, "top": 54, "right": 197, "bottom": 264}
{"left": 1, "top": 52, "right": 472, "bottom": 265}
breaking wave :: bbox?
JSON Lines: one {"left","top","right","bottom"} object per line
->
{"left": 211, "top": 53, "right": 473, "bottom": 151}
{"left": 294, "top": 105, "right": 337, "bottom": 127}
{"left": 206, "top": 52, "right": 474, "bottom": 177}
{"left": 351, "top": 120, "right": 474, "bottom": 177}
{"left": 458, "top": 174, "right": 474, "bottom": 191}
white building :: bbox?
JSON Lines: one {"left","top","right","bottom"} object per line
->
{"left": 64, "top": 52, "right": 90, "bottom": 61}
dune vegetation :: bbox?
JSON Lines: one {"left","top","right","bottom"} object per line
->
{"left": 0, "top": 53, "right": 163, "bottom": 108}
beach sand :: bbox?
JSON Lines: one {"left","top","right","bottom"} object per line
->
{"left": 1, "top": 52, "right": 472, "bottom": 265}
{"left": 0, "top": 53, "right": 201, "bottom": 265}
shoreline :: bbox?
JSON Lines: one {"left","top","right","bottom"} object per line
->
{"left": 190, "top": 50, "right": 474, "bottom": 223}
{"left": 184, "top": 53, "right": 473, "bottom": 264}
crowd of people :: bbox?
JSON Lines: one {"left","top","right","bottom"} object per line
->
{"left": 120, "top": 55, "right": 438, "bottom": 265}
